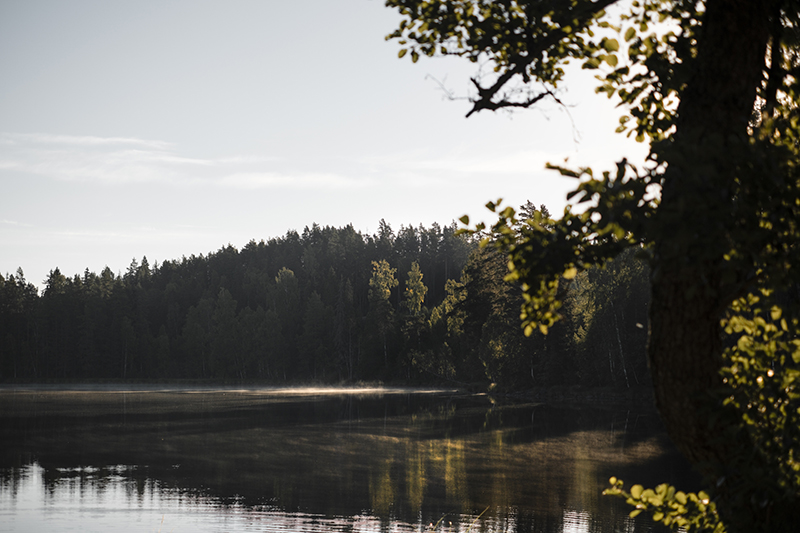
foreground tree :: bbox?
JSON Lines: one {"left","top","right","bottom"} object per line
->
{"left": 386, "top": 0, "right": 800, "bottom": 530}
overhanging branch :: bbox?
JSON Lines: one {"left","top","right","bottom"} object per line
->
{"left": 464, "top": 0, "right": 621, "bottom": 117}
{"left": 466, "top": 79, "right": 559, "bottom": 116}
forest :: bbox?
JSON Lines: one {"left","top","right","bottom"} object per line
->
{"left": 0, "top": 205, "right": 650, "bottom": 392}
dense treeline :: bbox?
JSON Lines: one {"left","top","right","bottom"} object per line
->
{"left": 0, "top": 214, "right": 651, "bottom": 390}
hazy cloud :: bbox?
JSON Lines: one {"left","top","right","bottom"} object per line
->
{"left": 357, "top": 148, "right": 556, "bottom": 178}
{"left": 2, "top": 132, "right": 175, "bottom": 150}
{"left": 219, "top": 172, "right": 373, "bottom": 190}
{"left": 1, "top": 219, "right": 33, "bottom": 227}
{"left": 0, "top": 133, "right": 300, "bottom": 187}
{"left": 1, "top": 133, "right": 575, "bottom": 194}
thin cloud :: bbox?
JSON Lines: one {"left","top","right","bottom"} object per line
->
{"left": 219, "top": 172, "right": 373, "bottom": 190}
{"left": 3, "top": 132, "right": 555, "bottom": 193}
{"left": 1, "top": 219, "right": 33, "bottom": 227}
{"left": 0, "top": 132, "right": 282, "bottom": 186}
{"left": 51, "top": 230, "right": 124, "bottom": 238}
{"left": 413, "top": 151, "right": 553, "bottom": 174}
{"left": 357, "top": 149, "right": 557, "bottom": 176}
{"left": 48, "top": 226, "right": 226, "bottom": 244}
{"left": 214, "top": 155, "right": 277, "bottom": 165}
{"left": 1, "top": 132, "right": 175, "bottom": 150}
{"left": 6, "top": 149, "right": 188, "bottom": 184}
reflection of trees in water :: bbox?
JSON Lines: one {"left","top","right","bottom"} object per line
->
{"left": 366, "top": 438, "right": 469, "bottom": 518}
{"left": 370, "top": 456, "right": 395, "bottom": 517}
{"left": 405, "top": 439, "right": 425, "bottom": 514}
{"left": 2, "top": 463, "right": 615, "bottom": 533}
{"left": 0, "top": 391, "right": 698, "bottom": 532}
{"left": 568, "top": 432, "right": 598, "bottom": 517}
{"left": 443, "top": 440, "right": 468, "bottom": 511}
{"left": 357, "top": 413, "right": 688, "bottom": 529}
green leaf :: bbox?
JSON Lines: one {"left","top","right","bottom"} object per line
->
{"left": 459, "top": 215, "right": 470, "bottom": 225}
{"left": 737, "top": 336, "right": 752, "bottom": 352}
{"left": 563, "top": 267, "right": 578, "bottom": 279}
{"left": 603, "top": 38, "right": 620, "bottom": 52}
{"left": 631, "top": 485, "right": 644, "bottom": 499}
{"left": 624, "top": 27, "right": 636, "bottom": 41}
{"left": 583, "top": 57, "right": 601, "bottom": 69}
{"left": 398, "top": 49, "right": 407, "bottom": 59}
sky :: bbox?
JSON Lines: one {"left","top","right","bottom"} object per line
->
{"left": 0, "top": 0, "right": 647, "bottom": 290}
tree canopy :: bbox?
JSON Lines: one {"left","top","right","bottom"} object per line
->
{"left": 1, "top": 220, "right": 654, "bottom": 393}
{"left": 387, "top": 0, "right": 800, "bottom": 530}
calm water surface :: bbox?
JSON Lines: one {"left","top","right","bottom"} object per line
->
{"left": 0, "top": 387, "right": 698, "bottom": 532}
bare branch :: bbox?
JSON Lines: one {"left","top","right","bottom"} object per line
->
{"left": 466, "top": 79, "right": 557, "bottom": 117}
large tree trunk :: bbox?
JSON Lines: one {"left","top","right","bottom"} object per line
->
{"left": 647, "top": 0, "right": 775, "bottom": 527}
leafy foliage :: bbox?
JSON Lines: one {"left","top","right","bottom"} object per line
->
{"left": 460, "top": 169, "right": 654, "bottom": 338}
{"left": 387, "top": 0, "right": 800, "bottom": 336}
{"left": 711, "top": 290, "right": 800, "bottom": 529}
{"left": 604, "top": 478, "right": 725, "bottom": 533}
{"left": 403, "top": 261, "right": 428, "bottom": 316}
{"left": 386, "top": 0, "right": 619, "bottom": 116}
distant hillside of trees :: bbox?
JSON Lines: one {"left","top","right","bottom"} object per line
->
{"left": 0, "top": 211, "right": 652, "bottom": 391}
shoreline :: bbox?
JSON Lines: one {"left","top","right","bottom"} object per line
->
{"left": 0, "top": 380, "right": 657, "bottom": 407}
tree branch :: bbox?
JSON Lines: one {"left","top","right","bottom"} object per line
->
{"left": 466, "top": 79, "right": 558, "bottom": 116}
{"left": 465, "top": 0, "right": 621, "bottom": 117}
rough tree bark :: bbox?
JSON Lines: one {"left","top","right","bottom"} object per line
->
{"left": 649, "top": 0, "right": 772, "bottom": 466}
{"left": 647, "top": 1, "right": 791, "bottom": 529}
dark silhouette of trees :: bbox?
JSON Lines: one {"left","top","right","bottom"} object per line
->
{"left": 0, "top": 218, "right": 655, "bottom": 391}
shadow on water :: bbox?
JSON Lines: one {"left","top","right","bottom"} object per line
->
{"left": 0, "top": 387, "right": 699, "bottom": 532}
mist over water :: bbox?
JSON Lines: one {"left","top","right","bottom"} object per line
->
{"left": 0, "top": 388, "right": 698, "bottom": 532}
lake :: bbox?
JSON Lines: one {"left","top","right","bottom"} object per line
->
{"left": 0, "top": 386, "right": 698, "bottom": 532}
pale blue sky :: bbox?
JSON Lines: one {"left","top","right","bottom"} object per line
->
{"left": 0, "top": 0, "right": 646, "bottom": 289}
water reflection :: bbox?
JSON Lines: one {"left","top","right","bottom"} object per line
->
{"left": 0, "top": 388, "right": 698, "bottom": 532}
